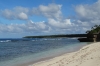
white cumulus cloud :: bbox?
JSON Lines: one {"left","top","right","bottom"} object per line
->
{"left": 0, "top": 6, "right": 29, "bottom": 20}
{"left": 1, "top": 1, "right": 100, "bottom": 36}
{"left": 0, "top": 4, "right": 62, "bottom": 20}
{"left": 18, "top": 12, "right": 28, "bottom": 20}
{"left": 48, "top": 18, "right": 72, "bottom": 29}
{"left": 32, "top": 3, "right": 62, "bottom": 20}
{"left": 75, "top": 0, "right": 100, "bottom": 23}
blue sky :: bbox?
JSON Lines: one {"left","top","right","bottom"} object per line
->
{"left": 0, "top": 0, "right": 99, "bottom": 38}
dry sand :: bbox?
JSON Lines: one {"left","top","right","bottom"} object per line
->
{"left": 30, "top": 42, "right": 100, "bottom": 66}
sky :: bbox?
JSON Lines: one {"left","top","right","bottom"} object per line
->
{"left": 0, "top": 0, "right": 99, "bottom": 38}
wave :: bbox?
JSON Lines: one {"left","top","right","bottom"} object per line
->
{"left": 0, "top": 40, "right": 11, "bottom": 43}
{"left": 0, "top": 38, "right": 77, "bottom": 43}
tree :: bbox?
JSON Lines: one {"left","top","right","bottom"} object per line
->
{"left": 86, "top": 25, "right": 100, "bottom": 34}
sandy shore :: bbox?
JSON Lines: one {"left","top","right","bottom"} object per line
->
{"left": 30, "top": 42, "right": 100, "bottom": 66}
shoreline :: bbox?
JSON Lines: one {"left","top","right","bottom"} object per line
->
{"left": 30, "top": 42, "right": 100, "bottom": 66}
{"left": 16, "top": 43, "right": 88, "bottom": 66}
{"left": 16, "top": 42, "right": 89, "bottom": 66}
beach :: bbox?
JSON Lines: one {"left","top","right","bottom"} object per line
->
{"left": 0, "top": 38, "right": 89, "bottom": 66}
{"left": 31, "top": 42, "right": 100, "bottom": 66}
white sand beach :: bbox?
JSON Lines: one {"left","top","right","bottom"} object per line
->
{"left": 31, "top": 42, "right": 100, "bottom": 66}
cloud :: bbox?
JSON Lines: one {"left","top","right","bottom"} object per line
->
{"left": 33, "top": 4, "right": 62, "bottom": 19}
{"left": 32, "top": 3, "right": 62, "bottom": 20}
{"left": 0, "top": 20, "right": 51, "bottom": 34}
{"left": 0, "top": 3, "right": 74, "bottom": 35}
{"left": 75, "top": 0, "right": 100, "bottom": 23}
{"left": 72, "top": 0, "right": 100, "bottom": 32}
{"left": 1, "top": 1, "right": 100, "bottom": 36}
{"left": 0, "top": 6, "right": 29, "bottom": 20}
{"left": 0, "top": 24, "right": 23, "bottom": 33}
{"left": 26, "top": 20, "right": 50, "bottom": 32}
{"left": 0, "top": 4, "right": 62, "bottom": 20}
{"left": 18, "top": 12, "right": 28, "bottom": 20}
{"left": 48, "top": 18, "right": 72, "bottom": 29}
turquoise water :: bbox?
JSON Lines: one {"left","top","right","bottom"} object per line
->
{"left": 0, "top": 38, "right": 90, "bottom": 66}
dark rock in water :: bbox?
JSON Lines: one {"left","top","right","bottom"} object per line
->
{"left": 78, "top": 34, "right": 100, "bottom": 42}
{"left": 78, "top": 38, "right": 95, "bottom": 42}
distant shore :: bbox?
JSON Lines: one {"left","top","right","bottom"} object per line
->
{"left": 30, "top": 42, "right": 100, "bottom": 66}
{"left": 23, "top": 34, "right": 87, "bottom": 38}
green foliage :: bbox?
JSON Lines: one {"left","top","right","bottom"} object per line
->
{"left": 86, "top": 25, "right": 100, "bottom": 34}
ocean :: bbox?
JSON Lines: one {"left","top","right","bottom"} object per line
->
{"left": 0, "top": 38, "right": 90, "bottom": 66}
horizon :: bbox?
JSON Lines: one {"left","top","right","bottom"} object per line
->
{"left": 0, "top": 0, "right": 99, "bottom": 38}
